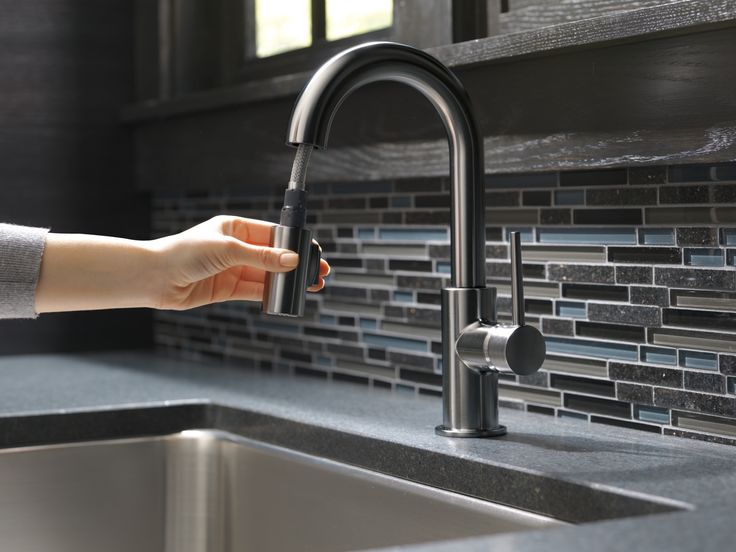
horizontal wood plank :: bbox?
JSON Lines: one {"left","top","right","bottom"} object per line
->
{"left": 135, "top": 23, "right": 736, "bottom": 188}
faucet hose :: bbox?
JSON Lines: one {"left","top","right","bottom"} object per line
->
{"left": 280, "top": 144, "right": 313, "bottom": 227}
{"left": 288, "top": 144, "right": 313, "bottom": 191}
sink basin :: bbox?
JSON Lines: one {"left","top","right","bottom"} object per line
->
{"left": 0, "top": 429, "right": 563, "bottom": 552}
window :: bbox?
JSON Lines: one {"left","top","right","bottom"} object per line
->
{"left": 254, "top": 0, "right": 394, "bottom": 59}
{"left": 135, "top": 0, "right": 455, "bottom": 101}
{"left": 236, "top": 0, "right": 398, "bottom": 80}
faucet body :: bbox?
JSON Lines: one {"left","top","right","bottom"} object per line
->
{"left": 268, "top": 42, "right": 545, "bottom": 437}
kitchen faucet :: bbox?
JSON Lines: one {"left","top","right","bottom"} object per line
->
{"left": 263, "top": 42, "right": 546, "bottom": 437}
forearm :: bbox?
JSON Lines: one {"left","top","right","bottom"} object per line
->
{"left": 34, "top": 233, "right": 160, "bottom": 313}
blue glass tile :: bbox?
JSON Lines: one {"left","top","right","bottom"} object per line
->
{"left": 320, "top": 314, "right": 336, "bottom": 325}
{"left": 556, "top": 301, "right": 587, "bottom": 318}
{"left": 641, "top": 346, "right": 677, "bottom": 365}
{"left": 317, "top": 356, "right": 333, "bottom": 366}
{"left": 685, "top": 248, "right": 724, "bottom": 267}
{"left": 359, "top": 318, "right": 378, "bottom": 330}
{"left": 640, "top": 228, "right": 675, "bottom": 246}
{"left": 357, "top": 228, "right": 375, "bottom": 240}
{"left": 679, "top": 350, "right": 718, "bottom": 371}
{"left": 636, "top": 406, "right": 670, "bottom": 424}
{"left": 505, "top": 228, "right": 534, "bottom": 243}
{"left": 379, "top": 228, "right": 448, "bottom": 241}
{"left": 364, "top": 333, "right": 427, "bottom": 352}
{"left": 394, "top": 291, "right": 414, "bottom": 303}
{"left": 390, "top": 196, "right": 412, "bottom": 208}
{"left": 727, "top": 377, "right": 736, "bottom": 394}
{"left": 728, "top": 250, "right": 736, "bottom": 267}
{"left": 723, "top": 229, "right": 736, "bottom": 246}
{"left": 538, "top": 227, "right": 636, "bottom": 245}
{"left": 545, "top": 337, "right": 638, "bottom": 361}
{"left": 436, "top": 262, "right": 451, "bottom": 274}
{"left": 436, "top": 358, "right": 443, "bottom": 374}
{"left": 558, "top": 410, "right": 588, "bottom": 420}
{"left": 396, "top": 384, "right": 416, "bottom": 394}
{"left": 555, "top": 190, "right": 585, "bottom": 205}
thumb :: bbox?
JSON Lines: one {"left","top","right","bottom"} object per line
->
{"left": 224, "top": 238, "right": 299, "bottom": 272}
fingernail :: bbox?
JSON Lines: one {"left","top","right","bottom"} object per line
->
{"left": 280, "top": 252, "right": 299, "bottom": 267}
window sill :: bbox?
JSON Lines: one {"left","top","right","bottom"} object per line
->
{"left": 122, "top": 0, "right": 735, "bottom": 125}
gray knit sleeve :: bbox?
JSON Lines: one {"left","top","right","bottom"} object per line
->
{"left": 0, "top": 223, "right": 50, "bottom": 319}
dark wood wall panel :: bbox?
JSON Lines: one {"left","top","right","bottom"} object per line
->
{"left": 0, "top": 1, "right": 152, "bottom": 354}
{"left": 135, "top": 26, "right": 736, "bottom": 190}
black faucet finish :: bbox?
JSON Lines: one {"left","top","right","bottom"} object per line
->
{"left": 266, "top": 42, "right": 546, "bottom": 437}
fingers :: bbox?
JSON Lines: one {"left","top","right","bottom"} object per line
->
{"left": 229, "top": 280, "right": 265, "bottom": 302}
{"left": 225, "top": 238, "right": 298, "bottom": 272}
{"left": 212, "top": 215, "right": 275, "bottom": 246}
{"left": 319, "top": 258, "right": 331, "bottom": 277}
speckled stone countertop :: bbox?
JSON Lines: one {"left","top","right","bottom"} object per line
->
{"left": 0, "top": 351, "right": 733, "bottom": 551}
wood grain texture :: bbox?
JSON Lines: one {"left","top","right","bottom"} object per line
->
{"left": 431, "top": 0, "right": 736, "bottom": 66}
{"left": 497, "top": 0, "right": 674, "bottom": 34}
{"left": 0, "top": 0, "right": 152, "bottom": 353}
{"left": 134, "top": 25, "right": 736, "bottom": 189}
{"left": 123, "top": 0, "right": 736, "bottom": 123}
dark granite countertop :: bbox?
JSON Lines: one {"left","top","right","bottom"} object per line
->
{"left": 0, "top": 351, "right": 733, "bottom": 551}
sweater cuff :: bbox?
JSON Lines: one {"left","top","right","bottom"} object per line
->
{"left": 0, "top": 223, "right": 50, "bottom": 319}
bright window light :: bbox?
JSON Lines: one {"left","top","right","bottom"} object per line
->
{"left": 255, "top": 0, "right": 312, "bottom": 58}
{"left": 325, "top": 0, "right": 393, "bottom": 41}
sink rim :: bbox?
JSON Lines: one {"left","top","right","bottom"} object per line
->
{"left": 0, "top": 427, "right": 566, "bottom": 529}
{"left": 0, "top": 401, "right": 692, "bottom": 524}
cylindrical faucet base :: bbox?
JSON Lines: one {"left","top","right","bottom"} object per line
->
{"left": 436, "top": 287, "right": 506, "bottom": 437}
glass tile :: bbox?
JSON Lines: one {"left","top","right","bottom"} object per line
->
{"left": 378, "top": 228, "right": 448, "bottom": 241}
{"left": 636, "top": 406, "right": 670, "bottom": 424}
{"left": 545, "top": 337, "right": 638, "bottom": 361}
{"left": 558, "top": 410, "right": 588, "bottom": 420}
{"left": 255, "top": 0, "right": 312, "bottom": 57}
{"left": 357, "top": 228, "right": 375, "bottom": 240}
{"left": 364, "top": 333, "right": 427, "bottom": 352}
{"left": 362, "top": 243, "right": 427, "bottom": 256}
{"left": 390, "top": 196, "right": 412, "bottom": 208}
{"left": 436, "top": 262, "right": 451, "bottom": 274}
{"left": 685, "top": 248, "right": 724, "bottom": 267}
{"left": 679, "top": 350, "right": 718, "bottom": 371}
{"left": 555, "top": 190, "right": 584, "bottom": 205}
{"left": 359, "top": 318, "right": 378, "bottom": 330}
{"left": 641, "top": 346, "right": 677, "bottom": 365}
{"left": 640, "top": 228, "right": 675, "bottom": 245}
{"left": 556, "top": 301, "right": 587, "bottom": 318}
{"left": 393, "top": 291, "right": 413, "bottom": 303}
{"left": 505, "top": 228, "right": 534, "bottom": 242}
{"left": 538, "top": 228, "right": 636, "bottom": 245}
{"left": 319, "top": 314, "right": 336, "bottom": 325}
{"left": 723, "top": 229, "right": 736, "bottom": 246}
{"left": 326, "top": 0, "right": 393, "bottom": 41}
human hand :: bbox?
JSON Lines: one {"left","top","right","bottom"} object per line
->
{"left": 34, "top": 215, "right": 330, "bottom": 314}
{"left": 150, "top": 215, "right": 330, "bottom": 310}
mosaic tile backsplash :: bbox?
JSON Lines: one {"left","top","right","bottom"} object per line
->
{"left": 153, "top": 163, "right": 736, "bottom": 446}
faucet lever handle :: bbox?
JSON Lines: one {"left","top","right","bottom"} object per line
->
{"left": 510, "top": 232, "right": 525, "bottom": 327}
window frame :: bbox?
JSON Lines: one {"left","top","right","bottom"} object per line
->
{"left": 230, "top": 0, "right": 395, "bottom": 82}
{"left": 136, "top": 0, "right": 467, "bottom": 102}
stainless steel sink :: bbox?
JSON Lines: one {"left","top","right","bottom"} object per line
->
{"left": 0, "top": 429, "right": 562, "bottom": 552}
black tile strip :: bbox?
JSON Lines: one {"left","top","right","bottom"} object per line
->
{"left": 564, "top": 394, "right": 631, "bottom": 418}
{"left": 551, "top": 374, "right": 615, "bottom": 397}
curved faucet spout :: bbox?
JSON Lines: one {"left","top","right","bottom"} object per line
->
{"left": 286, "top": 41, "right": 485, "bottom": 289}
